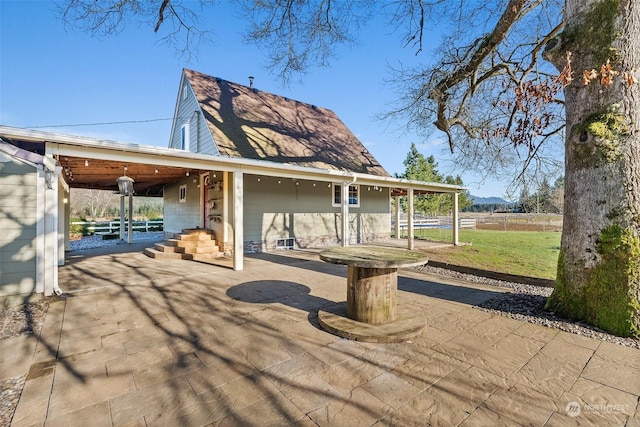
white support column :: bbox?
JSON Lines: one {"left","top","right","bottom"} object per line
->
{"left": 35, "top": 170, "right": 45, "bottom": 294}
{"left": 119, "top": 195, "right": 125, "bottom": 240}
{"left": 233, "top": 171, "right": 244, "bottom": 271}
{"left": 63, "top": 185, "right": 70, "bottom": 252}
{"left": 37, "top": 168, "right": 59, "bottom": 296}
{"left": 394, "top": 195, "right": 401, "bottom": 239}
{"left": 407, "top": 188, "right": 414, "bottom": 250}
{"left": 452, "top": 192, "right": 460, "bottom": 246}
{"left": 223, "top": 171, "right": 231, "bottom": 252}
{"left": 127, "top": 192, "right": 133, "bottom": 243}
{"left": 57, "top": 171, "right": 68, "bottom": 265}
{"left": 341, "top": 183, "right": 349, "bottom": 247}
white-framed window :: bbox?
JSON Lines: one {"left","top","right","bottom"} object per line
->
{"left": 179, "top": 184, "right": 187, "bottom": 203}
{"left": 180, "top": 123, "right": 190, "bottom": 151}
{"left": 332, "top": 184, "right": 360, "bottom": 207}
{"left": 182, "top": 85, "right": 188, "bottom": 100}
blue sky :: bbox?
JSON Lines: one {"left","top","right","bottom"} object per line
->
{"left": 1, "top": 1, "right": 507, "bottom": 198}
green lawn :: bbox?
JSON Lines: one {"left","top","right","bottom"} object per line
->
{"left": 409, "top": 228, "right": 561, "bottom": 280}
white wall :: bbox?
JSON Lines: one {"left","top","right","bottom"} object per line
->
{"left": 0, "top": 159, "right": 37, "bottom": 295}
{"left": 243, "top": 175, "right": 390, "bottom": 250}
{"left": 163, "top": 176, "right": 203, "bottom": 234}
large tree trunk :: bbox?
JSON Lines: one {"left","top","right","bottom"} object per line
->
{"left": 544, "top": 0, "right": 640, "bottom": 337}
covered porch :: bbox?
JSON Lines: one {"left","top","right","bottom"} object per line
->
{"left": 0, "top": 126, "right": 464, "bottom": 297}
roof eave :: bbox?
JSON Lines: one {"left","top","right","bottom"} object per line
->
{"left": 0, "top": 126, "right": 465, "bottom": 193}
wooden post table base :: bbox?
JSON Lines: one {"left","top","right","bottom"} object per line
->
{"left": 319, "top": 246, "right": 429, "bottom": 342}
{"left": 347, "top": 266, "right": 397, "bottom": 324}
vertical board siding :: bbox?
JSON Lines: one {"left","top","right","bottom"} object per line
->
{"left": 0, "top": 160, "right": 37, "bottom": 295}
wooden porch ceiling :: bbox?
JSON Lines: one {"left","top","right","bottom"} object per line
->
{"left": 56, "top": 156, "right": 200, "bottom": 196}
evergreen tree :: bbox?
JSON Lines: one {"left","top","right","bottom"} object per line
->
{"left": 396, "top": 144, "right": 470, "bottom": 216}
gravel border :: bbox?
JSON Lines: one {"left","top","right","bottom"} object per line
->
{"left": 69, "top": 231, "right": 165, "bottom": 251}
{"left": 416, "top": 264, "right": 640, "bottom": 349}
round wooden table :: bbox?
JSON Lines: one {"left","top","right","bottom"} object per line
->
{"left": 320, "top": 246, "right": 429, "bottom": 325}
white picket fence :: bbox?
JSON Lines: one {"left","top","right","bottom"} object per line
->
{"left": 71, "top": 220, "right": 163, "bottom": 235}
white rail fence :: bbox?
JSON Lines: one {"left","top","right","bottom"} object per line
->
{"left": 71, "top": 220, "right": 163, "bottom": 235}
{"left": 395, "top": 217, "right": 476, "bottom": 231}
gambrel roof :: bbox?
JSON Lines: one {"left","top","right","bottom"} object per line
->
{"left": 184, "top": 69, "right": 390, "bottom": 177}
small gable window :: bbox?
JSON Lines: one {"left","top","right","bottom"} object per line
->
{"left": 180, "top": 123, "right": 190, "bottom": 151}
{"left": 179, "top": 184, "right": 187, "bottom": 203}
{"left": 332, "top": 184, "right": 360, "bottom": 207}
{"left": 182, "top": 85, "right": 188, "bottom": 100}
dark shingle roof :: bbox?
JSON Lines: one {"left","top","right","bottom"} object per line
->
{"left": 184, "top": 69, "right": 389, "bottom": 177}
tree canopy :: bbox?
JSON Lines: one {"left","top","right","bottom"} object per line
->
{"left": 59, "top": 0, "right": 565, "bottom": 188}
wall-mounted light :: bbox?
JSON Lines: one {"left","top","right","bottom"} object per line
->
{"left": 84, "top": 160, "right": 89, "bottom": 167}
{"left": 63, "top": 198, "right": 68, "bottom": 204}
{"left": 186, "top": 171, "right": 190, "bottom": 177}
{"left": 257, "top": 177, "right": 261, "bottom": 182}
{"left": 155, "top": 168, "right": 159, "bottom": 174}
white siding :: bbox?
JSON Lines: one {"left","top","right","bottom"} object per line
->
{"left": 243, "top": 175, "right": 390, "bottom": 251}
{"left": 163, "top": 177, "right": 202, "bottom": 234}
{"left": 0, "top": 160, "right": 37, "bottom": 295}
{"left": 169, "top": 78, "right": 218, "bottom": 155}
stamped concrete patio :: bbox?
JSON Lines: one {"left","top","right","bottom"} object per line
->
{"left": 4, "top": 242, "right": 640, "bottom": 426}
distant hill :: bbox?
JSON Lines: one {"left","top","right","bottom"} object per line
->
{"left": 470, "top": 195, "right": 509, "bottom": 205}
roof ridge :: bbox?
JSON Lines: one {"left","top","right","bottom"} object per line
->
{"left": 183, "top": 68, "right": 329, "bottom": 112}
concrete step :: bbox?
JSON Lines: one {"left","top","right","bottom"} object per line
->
{"left": 173, "top": 233, "right": 215, "bottom": 241}
{"left": 181, "top": 228, "right": 215, "bottom": 236}
{"left": 191, "top": 253, "right": 226, "bottom": 263}
{"left": 153, "top": 243, "right": 179, "bottom": 253}
{"left": 143, "top": 248, "right": 183, "bottom": 260}
{"left": 166, "top": 239, "right": 218, "bottom": 249}
{"left": 174, "top": 246, "right": 220, "bottom": 255}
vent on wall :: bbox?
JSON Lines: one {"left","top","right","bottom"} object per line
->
{"left": 276, "top": 238, "right": 295, "bottom": 250}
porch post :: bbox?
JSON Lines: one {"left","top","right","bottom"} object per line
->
{"left": 341, "top": 182, "right": 349, "bottom": 247}
{"left": 407, "top": 188, "right": 414, "bottom": 250}
{"left": 63, "top": 184, "right": 70, "bottom": 252}
{"left": 127, "top": 192, "right": 133, "bottom": 244}
{"left": 38, "top": 167, "right": 59, "bottom": 296}
{"left": 452, "top": 192, "right": 460, "bottom": 246}
{"left": 119, "top": 195, "right": 125, "bottom": 240}
{"left": 394, "top": 195, "right": 401, "bottom": 239}
{"left": 58, "top": 176, "right": 69, "bottom": 265}
{"left": 233, "top": 171, "right": 244, "bottom": 271}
